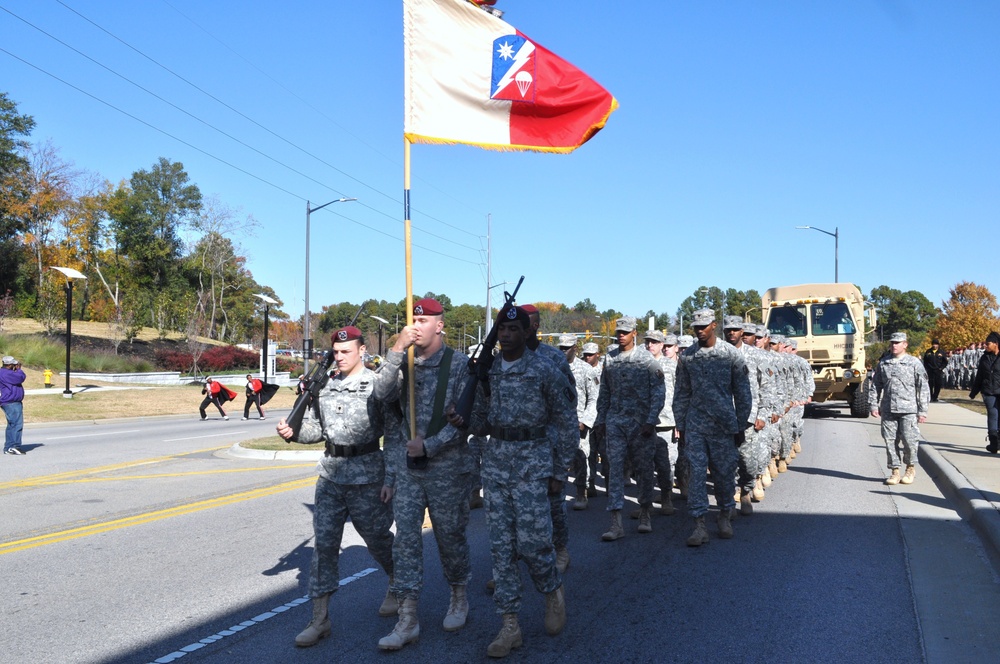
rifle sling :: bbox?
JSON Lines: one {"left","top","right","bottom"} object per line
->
{"left": 405, "top": 346, "right": 454, "bottom": 440}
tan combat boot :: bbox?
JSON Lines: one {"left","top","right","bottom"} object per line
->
{"left": 378, "top": 579, "right": 398, "bottom": 617}
{"left": 739, "top": 489, "right": 753, "bottom": 516}
{"left": 768, "top": 458, "right": 779, "bottom": 479}
{"left": 900, "top": 465, "right": 916, "bottom": 485}
{"left": 544, "top": 585, "right": 566, "bottom": 635}
{"left": 573, "top": 485, "right": 588, "bottom": 510}
{"left": 555, "top": 547, "right": 570, "bottom": 574}
{"left": 777, "top": 458, "right": 788, "bottom": 473}
{"left": 884, "top": 468, "right": 901, "bottom": 485}
{"left": 660, "top": 487, "right": 675, "bottom": 516}
{"left": 487, "top": 613, "right": 522, "bottom": 658}
{"left": 792, "top": 440, "right": 802, "bottom": 454}
{"left": 686, "top": 517, "right": 709, "bottom": 547}
{"left": 601, "top": 510, "right": 624, "bottom": 541}
{"left": 443, "top": 585, "right": 468, "bottom": 631}
{"left": 378, "top": 598, "right": 420, "bottom": 650}
{"left": 752, "top": 478, "right": 765, "bottom": 502}
{"left": 761, "top": 468, "right": 773, "bottom": 487}
{"left": 295, "top": 594, "right": 331, "bottom": 647}
{"left": 717, "top": 509, "right": 734, "bottom": 539}
{"left": 637, "top": 507, "right": 653, "bottom": 533}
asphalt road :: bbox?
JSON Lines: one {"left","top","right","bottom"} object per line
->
{"left": 3, "top": 408, "right": 999, "bottom": 663}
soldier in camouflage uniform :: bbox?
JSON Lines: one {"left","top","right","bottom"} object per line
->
{"left": 869, "top": 332, "right": 929, "bottom": 485}
{"left": 276, "top": 326, "right": 396, "bottom": 648}
{"left": 593, "top": 316, "right": 665, "bottom": 539}
{"left": 724, "top": 317, "right": 773, "bottom": 515}
{"left": 785, "top": 339, "right": 815, "bottom": 457}
{"left": 755, "top": 325, "right": 782, "bottom": 484}
{"left": 374, "top": 298, "right": 473, "bottom": 651}
{"left": 557, "top": 334, "right": 599, "bottom": 512}
{"left": 637, "top": 329, "right": 677, "bottom": 517}
{"left": 673, "top": 309, "right": 753, "bottom": 546}
{"left": 581, "top": 342, "right": 605, "bottom": 493}
{"left": 462, "top": 305, "right": 577, "bottom": 658}
{"left": 769, "top": 335, "right": 796, "bottom": 473}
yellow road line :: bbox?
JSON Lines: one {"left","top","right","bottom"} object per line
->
{"left": 25, "top": 465, "right": 316, "bottom": 485}
{"left": 0, "top": 445, "right": 232, "bottom": 490}
{"left": 0, "top": 477, "right": 316, "bottom": 556}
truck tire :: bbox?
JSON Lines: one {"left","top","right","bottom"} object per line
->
{"left": 849, "top": 383, "right": 869, "bottom": 418}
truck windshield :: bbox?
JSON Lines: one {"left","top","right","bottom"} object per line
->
{"left": 811, "top": 302, "right": 856, "bottom": 336}
{"left": 767, "top": 305, "right": 807, "bottom": 337}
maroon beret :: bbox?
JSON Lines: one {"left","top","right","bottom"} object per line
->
{"left": 413, "top": 298, "right": 443, "bottom": 316}
{"left": 520, "top": 304, "right": 538, "bottom": 315}
{"left": 332, "top": 326, "right": 363, "bottom": 343}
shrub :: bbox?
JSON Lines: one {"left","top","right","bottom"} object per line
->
{"left": 200, "top": 345, "right": 259, "bottom": 372}
{"left": 155, "top": 349, "right": 194, "bottom": 372}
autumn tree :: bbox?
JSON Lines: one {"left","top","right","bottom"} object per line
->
{"left": 930, "top": 282, "right": 1000, "bottom": 349}
{"left": 0, "top": 92, "right": 35, "bottom": 298}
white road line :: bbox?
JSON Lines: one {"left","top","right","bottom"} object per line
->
{"left": 147, "top": 568, "right": 378, "bottom": 664}
{"left": 38, "top": 430, "right": 142, "bottom": 441}
{"left": 162, "top": 432, "right": 247, "bottom": 442}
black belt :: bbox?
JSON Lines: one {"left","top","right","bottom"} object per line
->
{"left": 655, "top": 426, "right": 674, "bottom": 432}
{"left": 489, "top": 425, "right": 547, "bottom": 442}
{"left": 325, "top": 440, "right": 380, "bottom": 458}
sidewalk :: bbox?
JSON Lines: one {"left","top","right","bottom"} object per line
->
{"left": 916, "top": 400, "right": 1000, "bottom": 570}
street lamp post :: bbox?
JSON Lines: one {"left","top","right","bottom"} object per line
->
{"left": 253, "top": 294, "right": 279, "bottom": 383}
{"left": 796, "top": 225, "right": 839, "bottom": 282}
{"left": 369, "top": 315, "right": 390, "bottom": 356}
{"left": 304, "top": 197, "right": 357, "bottom": 374}
{"left": 49, "top": 267, "right": 86, "bottom": 399}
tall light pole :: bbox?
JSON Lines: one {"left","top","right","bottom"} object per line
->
{"left": 253, "top": 293, "right": 279, "bottom": 383}
{"left": 304, "top": 197, "right": 356, "bottom": 374}
{"left": 49, "top": 267, "right": 86, "bottom": 398}
{"left": 796, "top": 225, "right": 839, "bottom": 282}
{"left": 369, "top": 315, "right": 390, "bottom": 356}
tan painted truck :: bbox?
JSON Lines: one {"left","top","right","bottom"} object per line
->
{"left": 762, "top": 283, "right": 877, "bottom": 417}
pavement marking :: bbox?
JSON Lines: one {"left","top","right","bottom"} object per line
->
{"left": 162, "top": 432, "right": 247, "bottom": 442}
{"left": 0, "top": 476, "right": 315, "bottom": 556}
{"left": 0, "top": 445, "right": 231, "bottom": 490}
{"left": 35, "top": 429, "right": 142, "bottom": 441}
{"left": 15, "top": 465, "right": 316, "bottom": 486}
{"left": 146, "top": 568, "right": 378, "bottom": 664}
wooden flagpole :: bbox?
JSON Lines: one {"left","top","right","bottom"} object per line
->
{"left": 404, "top": 138, "right": 416, "bottom": 439}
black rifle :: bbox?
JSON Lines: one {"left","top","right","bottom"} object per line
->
{"left": 285, "top": 303, "right": 365, "bottom": 442}
{"left": 452, "top": 275, "right": 524, "bottom": 425}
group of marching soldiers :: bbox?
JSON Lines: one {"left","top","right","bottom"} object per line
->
{"left": 276, "top": 298, "right": 815, "bottom": 658}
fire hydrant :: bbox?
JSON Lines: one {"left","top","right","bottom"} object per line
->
{"left": 44, "top": 368, "right": 53, "bottom": 388}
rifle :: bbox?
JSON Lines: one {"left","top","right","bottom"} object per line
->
{"left": 284, "top": 303, "right": 365, "bottom": 442}
{"left": 452, "top": 276, "right": 524, "bottom": 424}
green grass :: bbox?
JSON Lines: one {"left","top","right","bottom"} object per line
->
{"left": 0, "top": 333, "right": 155, "bottom": 373}
{"left": 240, "top": 436, "right": 326, "bottom": 452}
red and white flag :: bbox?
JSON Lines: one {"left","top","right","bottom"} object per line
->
{"left": 404, "top": 0, "right": 618, "bottom": 153}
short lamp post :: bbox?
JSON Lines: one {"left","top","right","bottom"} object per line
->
{"left": 796, "top": 225, "right": 839, "bottom": 282}
{"left": 49, "top": 266, "right": 87, "bottom": 398}
{"left": 253, "top": 293, "right": 279, "bottom": 383}
{"left": 369, "top": 315, "right": 390, "bottom": 356}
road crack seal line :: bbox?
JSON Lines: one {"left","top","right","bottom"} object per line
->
{"left": 147, "top": 568, "right": 378, "bottom": 663}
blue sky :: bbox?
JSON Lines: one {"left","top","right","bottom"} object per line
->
{"left": 3, "top": 1, "right": 997, "bottom": 323}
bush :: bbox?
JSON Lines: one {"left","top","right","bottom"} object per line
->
{"left": 155, "top": 349, "right": 193, "bottom": 372}
{"left": 200, "top": 345, "right": 259, "bottom": 372}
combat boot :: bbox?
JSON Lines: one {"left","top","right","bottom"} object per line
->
{"left": 777, "top": 458, "right": 788, "bottom": 473}
{"left": 295, "top": 594, "right": 331, "bottom": 647}
{"left": 768, "top": 458, "right": 779, "bottom": 479}
{"left": 544, "top": 585, "right": 566, "bottom": 635}
{"left": 884, "top": 468, "right": 901, "bottom": 485}
{"left": 660, "top": 487, "right": 675, "bottom": 516}
{"left": 572, "top": 486, "right": 588, "bottom": 510}
{"left": 601, "top": 510, "right": 624, "bottom": 541}
{"left": 717, "top": 509, "right": 734, "bottom": 539}
{"left": 900, "top": 465, "right": 916, "bottom": 485}
{"left": 752, "top": 478, "right": 765, "bottom": 502}
{"left": 792, "top": 439, "right": 802, "bottom": 454}
{"left": 487, "top": 613, "right": 522, "bottom": 658}
{"left": 686, "top": 517, "right": 709, "bottom": 547}
{"left": 378, "top": 598, "right": 419, "bottom": 650}
{"left": 987, "top": 432, "right": 998, "bottom": 454}
{"left": 739, "top": 489, "right": 753, "bottom": 516}
{"left": 377, "top": 579, "right": 398, "bottom": 617}
{"left": 555, "top": 547, "right": 570, "bottom": 574}
{"left": 443, "top": 585, "right": 468, "bottom": 631}
{"left": 761, "top": 469, "right": 772, "bottom": 488}
{"left": 637, "top": 507, "right": 652, "bottom": 534}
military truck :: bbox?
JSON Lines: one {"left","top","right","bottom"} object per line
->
{"left": 762, "top": 283, "right": 876, "bottom": 417}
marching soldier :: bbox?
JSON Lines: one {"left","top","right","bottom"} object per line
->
{"left": 870, "top": 332, "right": 929, "bottom": 485}
{"left": 557, "top": 334, "right": 599, "bottom": 511}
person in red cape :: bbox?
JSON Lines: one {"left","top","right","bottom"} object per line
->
{"left": 243, "top": 374, "right": 266, "bottom": 420}
{"left": 199, "top": 377, "right": 237, "bottom": 421}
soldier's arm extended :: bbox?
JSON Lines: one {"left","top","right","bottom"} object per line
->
{"left": 915, "top": 360, "right": 930, "bottom": 417}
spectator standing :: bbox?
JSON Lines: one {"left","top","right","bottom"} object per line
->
{"left": 970, "top": 331, "right": 1000, "bottom": 454}
{"left": 1, "top": 355, "right": 26, "bottom": 455}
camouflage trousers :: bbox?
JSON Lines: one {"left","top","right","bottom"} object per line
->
{"left": 762, "top": 420, "right": 780, "bottom": 456}
{"left": 653, "top": 428, "right": 677, "bottom": 492}
{"left": 737, "top": 427, "right": 769, "bottom": 492}
{"left": 468, "top": 434, "right": 488, "bottom": 492}
{"left": 606, "top": 420, "right": 656, "bottom": 511}
{"left": 881, "top": 413, "right": 920, "bottom": 469}
{"left": 309, "top": 476, "right": 394, "bottom": 598}
{"left": 790, "top": 404, "right": 805, "bottom": 441}
{"left": 550, "top": 481, "right": 569, "bottom": 549}
{"left": 390, "top": 470, "right": 472, "bottom": 601}
{"left": 778, "top": 412, "right": 795, "bottom": 458}
{"left": 483, "top": 476, "right": 561, "bottom": 615}
{"left": 571, "top": 429, "right": 591, "bottom": 488}
{"left": 684, "top": 430, "right": 739, "bottom": 518}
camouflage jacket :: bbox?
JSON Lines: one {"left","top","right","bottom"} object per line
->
{"left": 869, "top": 353, "right": 930, "bottom": 416}
{"left": 674, "top": 339, "right": 753, "bottom": 434}
{"left": 595, "top": 345, "right": 666, "bottom": 427}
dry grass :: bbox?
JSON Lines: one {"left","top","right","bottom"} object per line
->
{"left": 1, "top": 317, "right": 212, "bottom": 343}
{"left": 24, "top": 381, "right": 302, "bottom": 423}
{"left": 240, "top": 436, "right": 326, "bottom": 452}
{"left": 939, "top": 388, "right": 986, "bottom": 415}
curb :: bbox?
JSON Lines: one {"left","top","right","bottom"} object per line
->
{"left": 227, "top": 443, "right": 323, "bottom": 461}
{"left": 919, "top": 443, "right": 1000, "bottom": 571}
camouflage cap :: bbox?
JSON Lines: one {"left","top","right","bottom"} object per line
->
{"left": 756, "top": 324, "right": 768, "bottom": 338}
{"left": 723, "top": 315, "right": 744, "bottom": 330}
{"left": 889, "top": 332, "right": 907, "bottom": 343}
{"left": 663, "top": 333, "right": 678, "bottom": 346}
{"left": 677, "top": 334, "right": 695, "bottom": 348}
{"left": 615, "top": 316, "right": 637, "bottom": 332}
{"left": 582, "top": 342, "right": 599, "bottom": 354}
{"left": 557, "top": 334, "right": 578, "bottom": 348}
{"left": 643, "top": 329, "right": 665, "bottom": 343}
{"left": 691, "top": 309, "right": 715, "bottom": 326}
{"left": 770, "top": 334, "right": 786, "bottom": 344}
{"left": 742, "top": 322, "right": 757, "bottom": 334}
{"left": 787, "top": 339, "right": 798, "bottom": 349}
